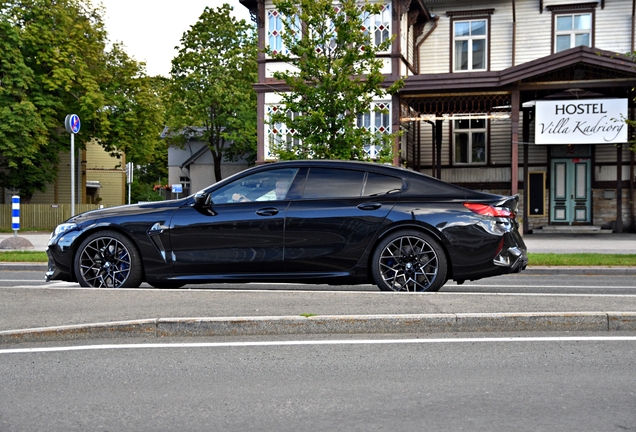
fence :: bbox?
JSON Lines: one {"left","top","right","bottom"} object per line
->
{"left": 0, "top": 204, "right": 103, "bottom": 231}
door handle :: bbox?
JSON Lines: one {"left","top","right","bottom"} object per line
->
{"left": 357, "top": 203, "right": 382, "bottom": 211}
{"left": 256, "top": 207, "right": 279, "bottom": 216}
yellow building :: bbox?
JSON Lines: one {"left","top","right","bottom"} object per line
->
{"left": 28, "top": 141, "right": 126, "bottom": 206}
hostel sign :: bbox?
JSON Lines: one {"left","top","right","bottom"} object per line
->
{"left": 535, "top": 98, "right": 627, "bottom": 145}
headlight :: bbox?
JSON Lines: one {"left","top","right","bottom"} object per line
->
{"left": 52, "top": 222, "right": 78, "bottom": 238}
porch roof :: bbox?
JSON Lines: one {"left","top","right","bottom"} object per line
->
{"left": 402, "top": 46, "right": 636, "bottom": 94}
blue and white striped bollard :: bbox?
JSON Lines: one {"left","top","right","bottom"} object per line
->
{"left": 12, "top": 195, "right": 20, "bottom": 236}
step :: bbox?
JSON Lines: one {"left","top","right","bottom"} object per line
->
{"left": 533, "top": 226, "right": 613, "bottom": 234}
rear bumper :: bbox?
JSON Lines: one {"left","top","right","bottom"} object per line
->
{"left": 494, "top": 245, "right": 528, "bottom": 273}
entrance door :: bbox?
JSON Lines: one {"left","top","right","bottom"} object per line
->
{"left": 550, "top": 158, "right": 591, "bottom": 224}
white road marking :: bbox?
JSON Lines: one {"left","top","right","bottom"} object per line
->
{"left": 2, "top": 336, "right": 636, "bottom": 355}
{"left": 2, "top": 285, "right": 636, "bottom": 297}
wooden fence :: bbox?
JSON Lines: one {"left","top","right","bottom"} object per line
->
{"left": 0, "top": 204, "right": 103, "bottom": 231}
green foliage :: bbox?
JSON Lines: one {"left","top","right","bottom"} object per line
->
{"left": 166, "top": 3, "right": 258, "bottom": 181}
{"left": 0, "top": 251, "right": 48, "bottom": 262}
{"left": 130, "top": 150, "right": 169, "bottom": 203}
{"left": 99, "top": 46, "right": 167, "bottom": 165}
{"left": 269, "top": 0, "right": 403, "bottom": 162}
{"left": 527, "top": 253, "right": 636, "bottom": 267}
{"left": 0, "top": 0, "right": 166, "bottom": 201}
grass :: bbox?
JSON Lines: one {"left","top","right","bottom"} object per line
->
{"left": 1, "top": 251, "right": 635, "bottom": 267}
{"left": 527, "top": 253, "right": 636, "bottom": 267}
{"left": 0, "top": 251, "right": 48, "bottom": 262}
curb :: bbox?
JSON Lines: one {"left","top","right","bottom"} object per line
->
{"left": 0, "top": 262, "right": 48, "bottom": 272}
{"left": 523, "top": 266, "right": 636, "bottom": 275}
{"left": 2, "top": 312, "right": 636, "bottom": 344}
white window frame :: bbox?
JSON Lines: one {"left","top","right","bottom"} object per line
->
{"left": 356, "top": 102, "right": 392, "bottom": 159}
{"left": 453, "top": 118, "right": 487, "bottom": 165}
{"left": 266, "top": 105, "right": 302, "bottom": 160}
{"left": 360, "top": 2, "right": 392, "bottom": 52}
{"left": 179, "top": 176, "right": 191, "bottom": 196}
{"left": 452, "top": 18, "right": 488, "bottom": 72}
{"left": 554, "top": 12, "right": 592, "bottom": 53}
{"left": 266, "top": 8, "right": 301, "bottom": 57}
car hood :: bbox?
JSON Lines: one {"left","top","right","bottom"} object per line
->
{"left": 67, "top": 199, "right": 188, "bottom": 223}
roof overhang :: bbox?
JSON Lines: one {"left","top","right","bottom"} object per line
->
{"left": 402, "top": 46, "right": 636, "bottom": 93}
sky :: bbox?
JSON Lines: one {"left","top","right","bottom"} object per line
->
{"left": 100, "top": 0, "right": 252, "bottom": 77}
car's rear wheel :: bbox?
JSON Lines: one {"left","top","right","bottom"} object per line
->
{"left": 372, "top": 230, "right": 447, "bottom": 292}
{"left": 74, "top": 231, "right": 143, "bottom": 288}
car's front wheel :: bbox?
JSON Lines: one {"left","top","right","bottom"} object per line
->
{"left": 74, "top": 231, "right": 143, "bottom": 288}
{"left": 371, "top": 230, "right": 447, "bottom": 292}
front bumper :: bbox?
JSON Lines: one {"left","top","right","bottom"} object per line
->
{"left": 45, "top": 230, "right": 83, "bottom": 282}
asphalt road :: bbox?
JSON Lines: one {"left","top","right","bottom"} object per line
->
{"left": 1, "top": 272, "right": 636, "bottom": 330}
{"left": 3, "top": 269, "right": 636, "bottom": 293}
{"left": 1, "top": 334, "right": 635, "bottom": 432}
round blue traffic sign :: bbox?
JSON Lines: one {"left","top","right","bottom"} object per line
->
{"left": 64, "top": 114, "right": 81, "bottom": 134}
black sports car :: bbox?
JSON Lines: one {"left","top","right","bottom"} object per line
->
{"left": 46, "top": 160, "right": 527, "bottom": 291}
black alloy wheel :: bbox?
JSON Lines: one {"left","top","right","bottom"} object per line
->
{"left": 74, "top": 230, "right": 143, "bottom": 288}
{"left": 372, "top": 230, "right": 447, "bottom": 292}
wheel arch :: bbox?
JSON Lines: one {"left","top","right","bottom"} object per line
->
{"left": 68, "top": 225, "right": 147, "bottom": 283}
{"left": 366, "top": 222, "right": 454, "bottom": 282}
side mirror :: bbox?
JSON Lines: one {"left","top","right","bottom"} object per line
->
{"left": 193, "top": 191, "right": 212, "bottom": 209}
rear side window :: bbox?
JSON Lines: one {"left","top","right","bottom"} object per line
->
{"left": 363, "top": 173, "right": 403, "bottom": 196}
{"left": 302, "top": 168, "right": 365, "bottom": 199}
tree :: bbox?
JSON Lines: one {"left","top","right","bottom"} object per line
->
{"left": 0, "top": 17, "right": 52, "bottom": 198}
{"left": 0, "top": 0, "right": 166, "bottom": 201}
{"left": 167, "top": 4, "right": 257, "bottom": 182}
{"left": 269, "top": 0, "right": 403, "bottom": 162}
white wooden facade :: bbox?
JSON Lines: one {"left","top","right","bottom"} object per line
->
{"left": 240, "top": 0, "right": 636, "bottom": 233}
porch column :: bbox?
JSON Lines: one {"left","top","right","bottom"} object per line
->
{"left": 393, "top": 96, "right": 400, "bottom": 166}
{"left": 510, "top": 90, "right": 520, "bottom": 195}
{"left": 257, "top": 92, "right": 265, "bottom": 164}
{"left": 436, "top": 120, "right": 443, "bottom": 179}
{"left": 522, "top": 107, "right": 531, "bottom": 234}
{"left": 617, "top": 144, "right": 624, "bottom": 233}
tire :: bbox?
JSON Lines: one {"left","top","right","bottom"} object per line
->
{"left": 74, "top": 230, "right": 143, "bottom": 288}
{"left": 371, "top": 230, "right": 447, "bottom": 292}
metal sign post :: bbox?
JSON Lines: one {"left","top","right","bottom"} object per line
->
{"left": 172, "top": 183, "right": 183, "bottom": 199}
{"left": 64, "top": 114, "right": 81, "bottom": 216}
{"left": 126, "top": 162, "right": 133, "bottom": 205}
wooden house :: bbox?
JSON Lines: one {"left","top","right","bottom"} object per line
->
{"left": 27, "top": 140, "right": 126, "bottom": 207}
{"left": 240, "top": 0, "right": 636, "bottom": 233}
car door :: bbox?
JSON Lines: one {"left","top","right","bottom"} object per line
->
{"left": 168, "top": 168, "right": 298, "bottom": 275}
{"left": 283, "top": 167, "right": 402, "bottom": 273}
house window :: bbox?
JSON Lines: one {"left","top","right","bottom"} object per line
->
{"left": 452, "top": 19, "right": 487, "bottom": 72}
{"left": 356, "top": 102, "right": 391, "bottom": 159}
{"left": 314, "top": 7, "right": 341, "bottom": 55}
{"left": 360, "top": 3, "right": 391, "bottom": 51}
{"left": 454, "top": 118, "right": 486, "bottom": 165}
{"left": 266, "top": 105, "right": 302, "bottom": 159}
{"left": 266, "top": 9, "right": 300, "bottom": 56}
{"left": 179, "top": 176, "right": 190, "bottom": 196}
{"left": 554, "top": 13, "right": 592, "bottom": 52}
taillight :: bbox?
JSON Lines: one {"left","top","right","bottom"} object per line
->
{"left": 463, "top": 202, "right": 514, "bottom": 218}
